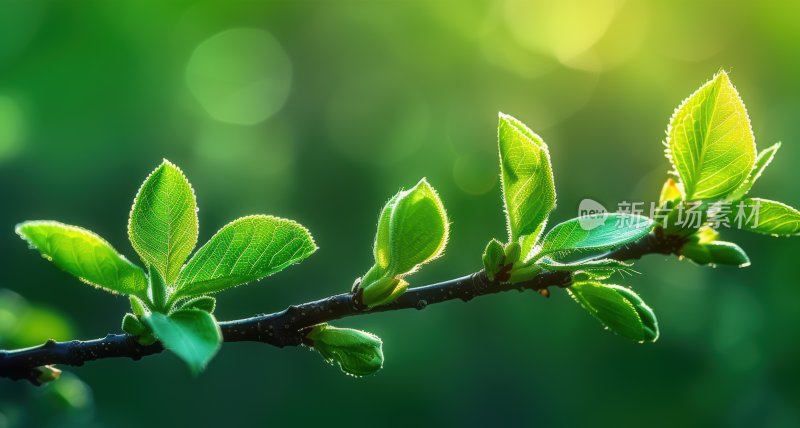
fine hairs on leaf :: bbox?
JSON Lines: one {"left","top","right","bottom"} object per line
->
{"left": 358, "top": 178, "right": 449, "bottom": 308}
{"left": 497, "top": 112, "right": 556, "bottom": 256}
{"left": 129, "top": 160, "right": 199, "bottom": 284}
{"left": 174, "top": 215, "right": 318, "bottom": 299}
{"left": 665, "top": 70, "right": 756, "bottom": 201}
{"left": 16, "top": 221, "right": 147, "bottom": 295}
{"left": 533, "top": 214, "right": 655, "bottom": 262}
{"left": 5, "top": 70, "right": 800, "bottom": 384}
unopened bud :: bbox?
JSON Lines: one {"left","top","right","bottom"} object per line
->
{"left": 659, "top": 178, "right": 683, "bottom": 205}
{"left": 305, "top": 324, "right": 384, "bottom": 377}
{"left": 129, "top": 295, "right": 148, "bottom": 317}
{"left": 121, "top": 313, "right": 146, "bottom": 335}
{"left": 361, "top": 277, "right": 408, "bottom": 308}
{"left": 503, "top": 241, "right": 521, "bottom": 264}
{"left": 680, "top": 240, "right": 750, "bottom": 268}
{"left": 482, "top": 239, "right": 506, "bottom": 281}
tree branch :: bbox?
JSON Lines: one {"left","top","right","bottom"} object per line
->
{"left": 0, "top": 232, "right": 683, "bottom": 384}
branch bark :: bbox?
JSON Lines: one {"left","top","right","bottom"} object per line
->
{"left": 0, "top": 232, "right": 683, "bottom": 384}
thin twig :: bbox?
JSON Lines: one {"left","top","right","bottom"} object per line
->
{"left": 0, "top": 232, "right": 681, "bottom": 384}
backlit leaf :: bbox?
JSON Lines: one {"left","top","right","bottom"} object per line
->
{"left": 16, "top": 221, "right": 146, "bottom": 295}
{"left": 174, "top": 215, "right": 317, "bottom": 297}
{"left": 534, "top": 214, "right": 654, "bottom": 261}
{"left": 128, "top": 160, "right": 198, "bottom": 284}
{"left": 144, "top": 309, "right": 221, "bottom": 375}
{"left": 666, "top": 71, "right": 756, "bottom": 200}
{"left": 728, "top": 198, "right": 800, "bottom": 237}
{"left": 569, "top": 281, "right": 658, "bottom": 342}
{"left": 498, "top": 112, "right": 556, "bottom": 245}
{"left": 725, "top": 142, "right": 781, "bottom": 202}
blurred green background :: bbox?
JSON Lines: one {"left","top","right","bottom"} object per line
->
{"left": 1, "top": 0, "right": 799, "bottom": 426}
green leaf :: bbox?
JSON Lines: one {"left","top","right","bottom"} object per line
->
{"left": 680, "top": 240, "right": 750, "bottom": 267}
{"left": 121, "top": 313, "right": 146, "bottom": 336}
{"left": 16, "top": 221, "right": 147, "bottom": 295}
{"left": 306, "top": 324, "right": 384, "bottom": 377}
{"left": 143, "top": 309, "right": 221, "bottom": 375}
{"left": 666, "top": 71, "right": 756, "bottom": 201}
{"left": 569, "top": 281, "right": 658, "bottom": 342}
{"left": 728, "top": 198, "right": 800, "bottom": 237}
{"left": 179, "top": 296, "right": 216, "bottom": 313}
{"left": 611, "top": 285, "right": 659, "bottom": 342}
{"left": 147, "top": 265, "right": 169, "bottom": 312}
{"left": 372, "top": 179, "right": 449, "bottom": 277}
{"left": 726, "top": 142, "right": 781, "bottom": 202}
{"left": 482, "top": 239, "right": 506, "bottom": 282}
{"left": 373, "top": 193, "right": 400, "bottom": 273}
{"left": 534, "top": 214, "right": 654, "bottom": 261}
{"left": 128, "top": 160, "right": 198, "bottom": 284}
{"left": 129, "top": 295, "right": 148, "bottom": 317}
{"left": 174, "top": 215, "right": 317, "bottom": 297}
{"left": 498, "top": 112, "right": 556, "bottom": 244}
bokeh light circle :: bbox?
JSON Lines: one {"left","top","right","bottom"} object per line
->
{"left": 0, "top": 95, "right": 26, "bottom": 162}
{"left": 453, "top": 153, "right": 498, "bottom": 195}
{"left": 186, "top": 28, "right": 292, "bottom": 125}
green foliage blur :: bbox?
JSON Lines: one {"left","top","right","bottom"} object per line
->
{"left": 1, "top": 0, "right": 799, "bottom": 426}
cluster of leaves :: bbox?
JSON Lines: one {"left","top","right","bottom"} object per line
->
{"left": 480, "top": 71, "right": 800, "bottom": 342}
{"left": 661, "top": 71, "right": 800, "bottom": 263}
{"left": 17, "top": 161, "right": 319, "bottom": 374}
{"left": 13, "top": 70, "right": 800, "bottom": 379}
{"left": 481, "top": 113, "right": 658, "bottom": 342}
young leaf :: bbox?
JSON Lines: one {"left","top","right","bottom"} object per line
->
{"left": 659, "top": 178, "right": 683, "bottom": 205}
{"left": 361, "top": 277, "right": 408, "bottom": 309}
{"left": 179, "top": 296, "right": 216, "bottom": 313}
{"left": 372, "top": 179, "right": 449, "bottom": 277}
{"left": 725, "top": 142, "right": 781, "bottom": 202}
{"left": 121, "top": 313, "right": 147, "bottom": 336}
{"left": 534, "top": 214, "right": 654, "bottom": 261}
{"left": 611, "top": 285, "right": 659, "bottom": 342}
{"left": 728, "top": 198, "right": 800, "bottom": 237}
{"left": 680, "top": 240, "right": 750, "bottom": 267}
{"left": 498, "top": 112, "right": 556, "bottom": 244}
{"left": 143, "top": 309, "right": 222, "bottom": 375}
{"left": 174, "top": 215, "right": 317, "bottom": 297}
{"left": 147, "top": 265, "right": 169, "bottom": 312}
{"left": 482, "top": 239, "right": 506, "bottom": 281}
{"left": 129, "top": 295, "right": 148, "bottom": 317}
{"left": 128, "top": 160, "right": 198, "bottom": 284}
{"left": 569, "top": 281, "right": 658, "bottom": 342}
{"left": 306, "top": 324, "right": 384, "bottom": 377}
{"left": 666, "top": 71, "right": 756, "bottom": 201}
{"left": 373, "top": 193, "right": 400, "bottom": 273}
{"left": 16, "top": 221, "right": 147, "bottom": 295}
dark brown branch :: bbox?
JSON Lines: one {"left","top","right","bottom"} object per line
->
{"left": 0, "top": 232, "right": 681, "bottom": 384}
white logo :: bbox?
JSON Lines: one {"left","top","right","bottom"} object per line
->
{"left": 578, "top": 199, "right": 607, "bottom": 230}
